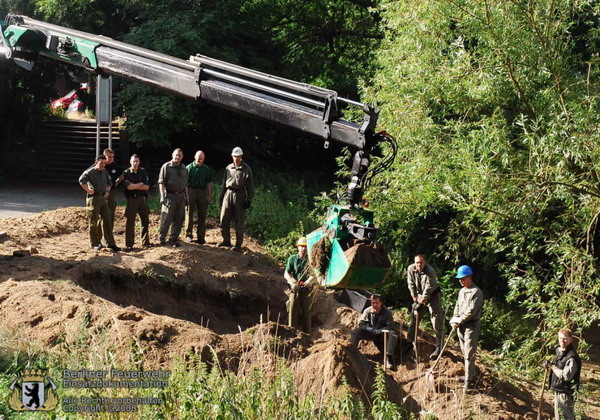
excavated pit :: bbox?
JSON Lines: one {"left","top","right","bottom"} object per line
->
{"left": 73, "top": 261, "right": 289, "bottom": 335}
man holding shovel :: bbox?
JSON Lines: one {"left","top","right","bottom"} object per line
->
{"left": 285, "top": 237, "right": 315, "bottom": 333}
{"left": 351, "top": 294, "right": 397, "bottom": 370}
{"left": 545, "top": 328, "right": 581, "bottom": 420}
{"left": 450, "top": 265, "right": 484, "bottom": 392}
{"left": 407, "top": 254, "right": 444, "bottom": 360}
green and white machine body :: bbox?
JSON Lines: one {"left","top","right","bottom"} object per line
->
{"left": 307, "top": 205, "right": 390, "bottom": 289}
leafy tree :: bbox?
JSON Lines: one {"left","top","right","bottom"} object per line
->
{"left": 363, "top": 0, "right": 600, "bottom": 368}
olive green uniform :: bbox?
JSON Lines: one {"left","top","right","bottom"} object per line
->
{"left": 122, "top": 167, "right": 150, "bottom": 247}
{"left": 158, "top": 161, "right": 189, "bottom": 243}
{"left": 407, "top": 263, "right": 444, "bottom": 348}
{"left": 549, "top": 344, "right": 580, "bottom": 420}
{"left": 186, "top": 162, "right": 213, "bottom": 243}
{"left": 219, "top": 161, "right": 254, "bottom": 248}
{"left": 351, "top": 305, "right": 398, "bottom": 359}
{"left": 453, "top": 284, "right": 484, "bottom": 386}
{"left": 104, "top": 161, "right": 122, "bottom": 224}
{"left": 79, "top": 167, "right": 117, "bottom": 248}
{"left": 285, "top": 253, "right": 313, "bottom": 333}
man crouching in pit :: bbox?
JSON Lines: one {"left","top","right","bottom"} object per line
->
{"left": 351, "top": 294, "right": 397, "bottom": 370}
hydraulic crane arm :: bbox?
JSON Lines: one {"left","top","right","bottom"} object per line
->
{"left": 0, "top": 14, "right": 393, "bottom": 207}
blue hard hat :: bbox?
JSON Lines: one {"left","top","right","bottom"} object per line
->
{"left": 456, "top": 265, "right": 473, "bottom": 279}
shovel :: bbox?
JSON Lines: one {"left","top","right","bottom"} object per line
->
{"left": 425, "top": 325, "right": 456, "bottom": 392}
{"left": 412, "top": 310, "right": 420, "bottom": 368}
{"left": 382, "top": 329, "right": 388, "bottom": 371}
{"left": 537, "top": 367, "right": 549, "bottom": 420}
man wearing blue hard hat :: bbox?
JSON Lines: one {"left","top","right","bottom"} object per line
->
{"left": 450, "top": 265, "right": 484, "bottom": 392}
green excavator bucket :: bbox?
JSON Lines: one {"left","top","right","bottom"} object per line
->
{"left": 307, "top": 205, "right": 391, "bottom": 289}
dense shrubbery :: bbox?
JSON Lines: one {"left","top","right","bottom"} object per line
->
{"left": 361, "top": 0, "right": 600, "bottom": 369}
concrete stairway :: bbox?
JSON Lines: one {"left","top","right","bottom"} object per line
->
{"left": 34, "top": 119, "right": 126, "bottom": 183}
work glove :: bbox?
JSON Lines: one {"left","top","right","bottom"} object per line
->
{"left": 544, "top": 360, "right": 554, "bottom": 369}
{"left": 290, "top": 283, "right": 300, "bottom": 293}
{"left": 450, "top": 316, "right": 461, "bottom": 328}
{"left": 245, "top": 200, "right": 251, "bottom": 209}
{"left": 160, "top": 194, "right": 167, "bottom": 206}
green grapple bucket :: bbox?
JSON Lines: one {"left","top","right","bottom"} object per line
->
{"left": 307, "top": 205, "right": 391, "bottom": 289}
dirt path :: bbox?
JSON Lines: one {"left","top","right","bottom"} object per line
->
{"left": 0, "top": 182, "right": 83, "bottom": 219}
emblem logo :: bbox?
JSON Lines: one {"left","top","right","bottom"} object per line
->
{"left": 8, "top": 369, "right": 58, "bottom": 411}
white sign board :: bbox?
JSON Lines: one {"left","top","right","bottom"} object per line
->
{"left": 96, "top": 75, "right": 112, "bottom": 123}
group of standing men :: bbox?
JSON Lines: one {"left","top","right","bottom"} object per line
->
{"left": 347, "top": 254, "right": 581, "bottom": 418}
{"left": 349, "top": 255, "right": 483, "bottom": 390}
{"left": 78, "top": 147, "right": 254, "bottom": 252}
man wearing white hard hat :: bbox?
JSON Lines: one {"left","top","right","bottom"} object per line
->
{"left": 450, "top": 265, "right": 484, "bottom": 392}
{"left": 218, "top": 147, "right": 255, "bottom": 251}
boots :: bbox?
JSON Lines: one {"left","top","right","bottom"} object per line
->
{"left": 430, "top": 346, "right": 441, "bottom": 360}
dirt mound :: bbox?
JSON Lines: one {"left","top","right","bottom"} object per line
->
{"left": 0, "top": 279, "right": 222, "bottom": 366}
{"left": 1, "top": 206, "right": 89, "bottom": 240}
{"left": 344, "top": 242, "right": 391, "bottom": 268}
{"left": 0, "top": 207, "right": 587, "bottom": 418}
{"left": 308, "top": 235, "right": 330, "bottom": 275}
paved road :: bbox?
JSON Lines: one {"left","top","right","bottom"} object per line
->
{"left": 0, "top": 183, "right": 84, "bottom": 219}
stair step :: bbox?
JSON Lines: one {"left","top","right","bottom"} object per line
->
{"left": 33, "top": 119, "right": 126, "bottom": 183}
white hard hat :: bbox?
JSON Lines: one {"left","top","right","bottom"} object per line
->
{"left": 231, "top": 147, "right": 243, "bottom": 156}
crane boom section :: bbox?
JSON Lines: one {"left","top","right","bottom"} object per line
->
{"left": 1, "top": 15, "right": 378, "bottom": 149}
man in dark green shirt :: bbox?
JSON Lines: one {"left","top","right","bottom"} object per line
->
{"left": 185, "top": 150, "right": 213, "bottom": 244}
{"left": 284, "top": 237, "right": 315, "bottom": 333}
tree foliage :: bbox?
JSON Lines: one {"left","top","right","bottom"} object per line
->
{"left": 364, "top": 0, "right": 600, "bottom": 366}
{"left": 111, "top": 0, "right": 382, "bottom": 150}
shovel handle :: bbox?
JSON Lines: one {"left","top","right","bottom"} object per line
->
{"left": 537, "top": 368, "right": 549, "bottom": 420}
{"left": 429, "top": 326, "right": 456, "bottom": 371}
{"left": 383, "top": 330, "right": 388, "bottom": 370}
{"left": 413, "top": 310, "right": 420, "bottom": 366}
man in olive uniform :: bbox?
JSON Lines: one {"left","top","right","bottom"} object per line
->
{"left": 158, "top": 148, "right": 189, "bottom": 247}
{"left": 450, "top": 265, "right": 484, "bottom": 391}
{"left": 219, "top": 147, "right": 255, "bottom": 252}
{"left": 185, "top": 150, "right": 213, "bottom": 244}
{"left": 285, "top": 237, "right": 315, "bottom": 333}
{"left": 122, "top": 154, "right": 151, "bottom": 250}
{"left": 547, "top": 328, "right": 581, "bottom": 420}
{"left": 407, "top": 254, "right": 444, "bottom": 359}
{"left": 351, "top": 294, "right": 397, "bottom": 370}
{"left": 103, "top": 148, "right": 123, "bottom": 225}
{"left": 78, "top": 155, "right": 120, "bottom": 252}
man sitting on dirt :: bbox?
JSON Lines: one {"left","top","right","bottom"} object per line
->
{"left": 351, "top": 294, "right": 397, "bottom": 370}
{"left": 546, "top": 328, "right": 581, "bottom": 420}
{"left": 406, "top": 254, "right": 444, "bottom": 360}
{"left": 78, "top": 155, "right": 121, "bottom": 252}
{"left": 285, "top": 237, "right": 315, "bottom": 333}
{"left": 450, "top": 265, "right": 484, "bottom": 392}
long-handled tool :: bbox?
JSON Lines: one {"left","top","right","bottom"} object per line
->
{"left": 537, "top": 367, "right": 550, "bottom": 420}
{"left": 412, "top": 310, "right": 420, "bottom": 368}
{"left": 382, "top": 329, "right": 388, "bottom": 371}
{"left": 425, "top": 325, "right": 457, "bottom": 392}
